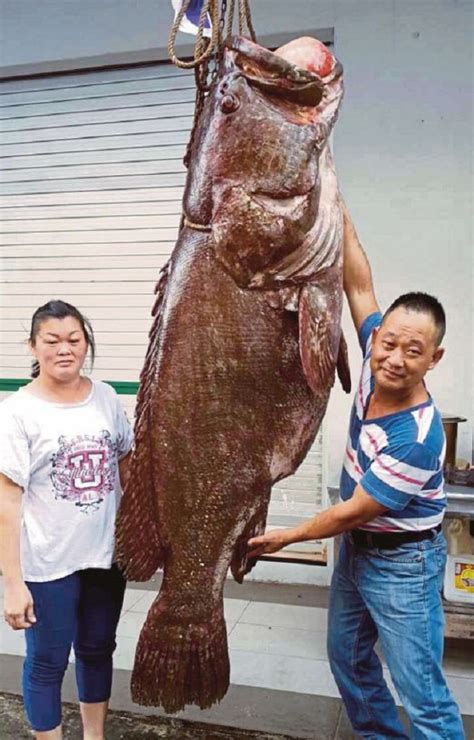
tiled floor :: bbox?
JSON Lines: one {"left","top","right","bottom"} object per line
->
{"left": 1, "top": 576, "right": 473, "bottom": 737}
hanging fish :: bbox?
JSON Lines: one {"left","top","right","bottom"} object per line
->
{"left": 116, "top": 35, "right": 350, "bottom": 713}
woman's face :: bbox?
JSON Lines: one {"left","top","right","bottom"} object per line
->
{"left": 30, "top": 316, "right": 89, "bottom": 383}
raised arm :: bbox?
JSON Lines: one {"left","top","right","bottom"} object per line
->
{"left": 341, "top": 201, "right": 380, "bottom": 333}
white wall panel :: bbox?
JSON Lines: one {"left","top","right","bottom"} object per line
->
{"left": 0, "top": 186, "right": 184, "bottom": 206}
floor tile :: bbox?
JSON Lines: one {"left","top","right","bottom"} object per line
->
{"left": 240, "top": 602, "right": 328, "bottom": 632}
{"left": 224, "top": 598, "right": 250, "bottom": 627}
{"left": 229, "top": 649, "right": 340, "bottom": 698}
{"left": 229, "top": 623, "right": 328, "bottom": 662}
{"left": 1, "top": 575, "right": 473, "bottom": 723}
{"left": 127, "top": 590, "right": 157, "bottom": 613}
{"left": 122, "top": 587, "right": 149, "bottom": 612}
{"left": 116, "top": 610, "right": 147, "bottom": 639}
{"left": 113, "top": 635, "right": 139, "bottom": 671}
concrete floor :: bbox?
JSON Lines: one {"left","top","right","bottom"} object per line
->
{"left": 0, "top": 693, "right": 292, "bottom": 739}
{"left": 1, "top": 575, "right": 473, "bottom": 739}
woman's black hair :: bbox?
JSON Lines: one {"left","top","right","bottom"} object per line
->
{"left": 29, "top": 299, "right": 95, "bottom": 378}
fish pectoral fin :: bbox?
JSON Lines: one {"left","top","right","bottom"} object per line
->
{"left": 298, "top": 284, "right": 340, "bottom": 394}
{"left": 337, "top": 332, "right": 352, "bottom": 393}
{"left": 230, "top": 500, "right": 270, "bottom": 584}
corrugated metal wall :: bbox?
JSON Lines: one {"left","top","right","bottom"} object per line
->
{"left": 0, "top": 61, "right": 325, "bottom": 557}
{"left": 0, "top": 63, "right": 194, "bottom": 421}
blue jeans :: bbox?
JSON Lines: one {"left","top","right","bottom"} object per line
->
{"left": 23, "top": 566, "right": 125, "bottom": 732}
{"left": 327, "top": 532, "right": 464, "bottom": 739}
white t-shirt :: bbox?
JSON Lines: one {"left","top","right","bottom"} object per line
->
{"left": 0, "top": 379, "right": 133, "bottom": 582}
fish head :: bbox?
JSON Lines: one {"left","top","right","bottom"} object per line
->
{"left": 196, "top": 37, "right": 344, "bottom": 289}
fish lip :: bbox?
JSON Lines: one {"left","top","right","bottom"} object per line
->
{"left": 229, "top": 35, "right": 327, "bottom": 85}
{"left": 229, "top": 36, "right": 343, "bottom": 84}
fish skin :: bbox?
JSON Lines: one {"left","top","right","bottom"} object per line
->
{"left": 116, "top": 36, "right": 348, "bottom": 713}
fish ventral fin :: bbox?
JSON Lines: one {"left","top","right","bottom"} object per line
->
{"left": 337, "top": 331, "right": 352, "bottom": 393}
{"left": 230, "top": 499, "right": 270, "bottom": 583}
{"left": 115, "top": 263, "right": 170, "bottom": 580}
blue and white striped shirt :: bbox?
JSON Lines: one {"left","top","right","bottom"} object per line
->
{"left": 340, "top": 312, "right": 447, "bottom": 532}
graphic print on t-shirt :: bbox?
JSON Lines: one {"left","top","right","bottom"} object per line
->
{"left": 50, "top": 431, "right": 117, "bottom": 513}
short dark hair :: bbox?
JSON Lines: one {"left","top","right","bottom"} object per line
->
{"left": 383, "top": 292, "right": 446, "bottom": 346}
{"left": 29, "top": 299, "right": 95, "bottom": 378}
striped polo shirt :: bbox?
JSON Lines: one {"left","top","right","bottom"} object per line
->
{"left": 340, "top": 312, "right": 447, "bottom": 532}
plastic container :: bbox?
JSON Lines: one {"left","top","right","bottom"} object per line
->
{"left": 444, "top": 554, "right": 474, "bottom": 604}
{"left": 443, "top": 517, "right": 474, "bottom": 604}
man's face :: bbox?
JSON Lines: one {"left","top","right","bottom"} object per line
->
{"left": 370, "top": 307, "right": 444, "bottom": 395}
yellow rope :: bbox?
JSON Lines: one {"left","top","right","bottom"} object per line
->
{"left": 183, "top": 216, "right": 212, "bottom": 232}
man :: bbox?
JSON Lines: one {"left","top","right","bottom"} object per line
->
{"left": 248, "top": 207, "right": 464, "bottom": 739}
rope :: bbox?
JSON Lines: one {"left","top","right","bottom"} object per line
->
{"left": 168, "top": 0, "right": 220, "bottom": 69}
{"left": 168, "top": 0, "right": 256, "bottom": 70}
{"left": 224, "top": 0, "right": 235, "bottom": 39}
{"left": 183, "top": 216, "right": 212, "bottom": 232}
{"left": 241, "top": 0, "right": 257, "bottom": 42}
{"left": 168, "top": 0, "right": 257, "bottom": 170}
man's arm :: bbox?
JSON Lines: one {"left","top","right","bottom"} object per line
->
{"left": 247, "top": 484, "right": 387, "bottom": 558}
{"left": 342, "top": 201, "right": 380, "bottom": 333}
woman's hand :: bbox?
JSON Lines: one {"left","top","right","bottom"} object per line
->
{"left": 247, "top": 529, "right": 289, "bottom": 559}
{"left": 4, "top": 579, "right": 36, "bottom": 630}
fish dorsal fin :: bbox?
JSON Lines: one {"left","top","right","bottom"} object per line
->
{"left": 115, "top": 261, "right": 170, "bottom": 580}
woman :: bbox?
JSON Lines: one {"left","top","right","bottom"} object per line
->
{"left": 0, "top": 300, "right": 133, "bottom": 740}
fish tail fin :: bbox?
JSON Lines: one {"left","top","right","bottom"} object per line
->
{"left": 231, "top": 501, "right": 269, "bottom": 583}
{"left": 131, "top": 599, "right": 229, "bottom": 712}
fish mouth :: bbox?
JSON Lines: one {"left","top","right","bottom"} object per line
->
{"left": 230, "top": 36, "right": 330, "bottom": 107}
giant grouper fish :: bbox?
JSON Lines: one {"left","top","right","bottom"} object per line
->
{"left": 116, "top": 35, "right": 350, "bottom": 713}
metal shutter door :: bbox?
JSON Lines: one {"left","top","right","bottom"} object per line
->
{"left": 0, "top": 62, "right": 326, "bottom": 559}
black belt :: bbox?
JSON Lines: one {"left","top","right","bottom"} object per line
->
{"left": 350, "top": 524, "right": 442, "bottom": 550}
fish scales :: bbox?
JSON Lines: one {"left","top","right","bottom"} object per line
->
{"left": 116, "top": 35, "right": 349, "bottom": 713}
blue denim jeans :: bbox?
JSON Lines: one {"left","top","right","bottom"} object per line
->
{"left": 23, "top": 565, "right": 125, "bottom": 732}
{"left": 327, "top": 531, "right": 464, "bottom": 739}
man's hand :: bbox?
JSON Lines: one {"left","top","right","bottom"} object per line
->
{"left": 247, "top": 485, "right": 387, "bottom": 557}
{"left": 248, "top": 529, "right": 289, "bottom": 559}
{"left": 4, "top": 579, "right": 36, "bottom": 631}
